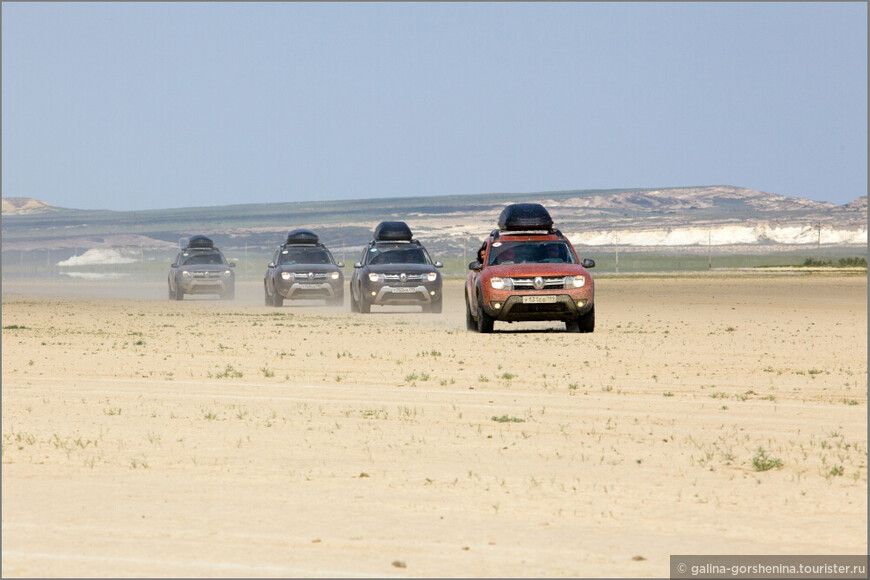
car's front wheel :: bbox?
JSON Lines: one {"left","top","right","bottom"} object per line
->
{"left": 359, "top": 287, "right": 371, "bottom": 314}
{"left": 424, "top": 296, "right": 442, "bottom": 314}
{"left": 477, "top": 294, "right": 494, "bottom": 333}
{"left": 465, "top": 292, "right": 477, "bottom": 331}
{"left": 567, "top": 306, "right": 594, "bottom": 333}
{"left": 264, "top": 283, "right": 273, "bottom": 306}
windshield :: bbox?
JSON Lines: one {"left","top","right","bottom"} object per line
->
{"left": 278, "top": 247, "right": 334, "bottom": 266}
{"left": 367, "top": 246, "right": 430, "bottom": 265}
{"left": 487, "top": 241, "right": 576, "bottom": 266}
{"left": 181, "top": 251, "right": 226, "bottom": 266}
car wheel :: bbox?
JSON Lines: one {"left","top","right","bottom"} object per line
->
{"left": 350, "top": 288, "right": 359, "bottom": 312}
{"left": 168, "top": 284, "right": 173, "bottom": 300}
{"left": 359, "top": 289, "right": 371, "bottom": 314}
{"left": 477, "top": 295, "right": 494, "bottom": 333}
{"left": 327, "top": 295, "right": 343, "bottom": 307}
{"left": 465, "top": 292, "right": 477, "bottom": 331}
{"left": 272, "top": 288, "right": 283, "bottom": 307}
{"left": 174, "top": 285, "right": 184, "bottom": 301}
{"left": 264, "top": 283, "right": 273, "bottom": 306}
{"left": 577, "top": 305, "right": 595, "bottom": 333}
{"left": 426, "top": 296, "right": 443, "bottom": 314}
{"left": 565, "top": 319, "right": 580, "bottom": 332}
{"left": 222, "top": 287, "right": 235, "bottom": 301}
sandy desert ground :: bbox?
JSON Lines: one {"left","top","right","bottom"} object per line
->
{"left": 1, "top": 274, "right": 867, "bottom": 578}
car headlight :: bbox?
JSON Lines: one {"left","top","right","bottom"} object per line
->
{"left": 223, "top": 270, "right": 232, "bottom": 277}
{"left": 427, "top": 272, "right": 438, "bottom": 282}
{"left": 368, "top": 272, "right": 381, "bottom": 283}
{"left": 490, "top": 277, "right": 507, "bottom": 290}
{"left": 181, "top": 270, "right": 191, "bottom": 277}
{"left": 568, "top": 275, "right": 586, "bottom": 288}
{"left": 331, "top": 271, "right": 340, "bottom": 280}
{"left": 281, "top": 272, "right": 292, "bottom": 280}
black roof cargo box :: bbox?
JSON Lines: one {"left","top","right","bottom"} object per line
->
{"left": 497, "top": 203, "right": 554, "bottom": 232}
{"left": 285, "top": 229, "right": 319, "bottom": 245}
{"left": 186, "top": 235, "right": 215, "bottom": 249}
{"left": 373, "top": 221, "right": 413, "bottom": 242}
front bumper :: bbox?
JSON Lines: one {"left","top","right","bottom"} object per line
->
{"left": 364, "top": 282, "right": 441, "bottom": 305}
{"left": 278, "top": 280, "right": 343, "bottom": 300}
{"left": 180, "top": 278, "right": 233, "bottom": 294}
{"left": 483, "top": 291, "right": 593, "bottom": 321}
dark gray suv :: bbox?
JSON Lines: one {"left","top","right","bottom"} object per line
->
{"left": 264, "top": 229, "right": 345, "bottom": 307}
{"left": 168, "top": 235, "right": 235, "bottom": 300}
{"left": 349, "top": 221, "right": 443, "bottom": 313}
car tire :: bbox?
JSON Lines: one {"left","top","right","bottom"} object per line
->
{"left": 264, "top": 284, "right": 273, "bottom": 306}
{"left": 273, "top": 290, "right": 283, "bottom": 308}
{"left": 350, "top": 288, "right": 359, "bottom": 312}
{"left": 465, "top": 292, "right": 477, "bottom": 331}
{"left": 222, "top": 287, "right": 235, "bottom": 301}
{"left": 168, "top": 284, "right": 173, "bottom": 300}
{"left": 327, "top": 295, "right": 343, "bottom": 307}
{"left": 477, "top": 294, "right": 494, "bottom": 334}
{"left": 577, "top": 305, "right": 595, "bottom": 333}
{"left": 426, "top": 296, "right": 443, "bottom": 314}
{"left": 359, "top": 290, "right": 371, "bottom": 314}
{"left": 565, "top": 319, "right": 580, "bottom": 332}
{"left": 174, "top": 285, "right": 184, "bottom": 301}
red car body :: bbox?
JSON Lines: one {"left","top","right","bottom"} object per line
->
{"left": 465, "top": 231, "right": 595, "bottom": 333}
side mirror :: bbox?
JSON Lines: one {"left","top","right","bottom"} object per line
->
{"left": 229, "top": 262, "right": 236, "bottom": 268}
{"left": 268, "top": 262, "right": 275, "bottom": 269}
{"left": 434, "top": 261, "right": 443, "bottom": 268}
{"left": 582, "top": 259, "right": 595, "bottom": 269}
{"left": 469, "top": 261, "right": 482, "bottom": 271}
{"left": 337, "top": 262, "right": 345, "bottom": 268}
{"left": 354, "top": 262, "right": 363, "bottom": 269}
{"left": 171, "top": 262, "right": 177, "bottom": 268}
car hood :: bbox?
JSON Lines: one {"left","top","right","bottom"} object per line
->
{"left": 181, "top": 265, "right": 231, "bottom": 272}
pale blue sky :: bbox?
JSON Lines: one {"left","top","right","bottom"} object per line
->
{"left": 2, "top": 2, "right": 867, "bottom": 211}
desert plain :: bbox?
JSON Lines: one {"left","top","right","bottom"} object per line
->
{"left": 1, "top": 274, "right": 867, "bottom": 577}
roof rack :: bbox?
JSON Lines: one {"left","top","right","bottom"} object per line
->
{"left": 492, "top": 228, "right": 566, "bottom": 241}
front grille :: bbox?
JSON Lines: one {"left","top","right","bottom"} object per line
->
{"left": 383, "top": 273, "right": 425, "bottom": 281}
{"left": 292, "top": 272, "right": 328, "bottom": 280}
{"left": 192, "top": 271, "right": 222, "bottom": 279}
{"left": 511, "top": 277, "right": 565, "bottom": 290}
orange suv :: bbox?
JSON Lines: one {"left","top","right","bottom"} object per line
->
{"left": 465, "top": 203, "right": 595, "bottom": 333}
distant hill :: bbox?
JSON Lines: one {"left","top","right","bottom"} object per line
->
{"left": 2, "top": 187, "right": 866, "bottom": 256}
{"left": 2, "top": 197, "right": 57, "bottom": 215}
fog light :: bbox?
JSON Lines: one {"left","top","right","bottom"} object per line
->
{"left": 429, "top": 290, "right": 435, "bottom": 295}
{"left": 493, "top": 302, "right": 502, "bottom": 309}
{"left": 371, "top": 291, "right": 376, "bottom": 296}
{"left": 576, "top": 300, "right": 587, "bottom": 307}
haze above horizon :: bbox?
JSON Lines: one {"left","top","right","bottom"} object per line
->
{"left": 2, "top": 2, "right": 866, "bottom": 211}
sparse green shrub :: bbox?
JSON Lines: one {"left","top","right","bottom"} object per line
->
{"left": 752, "top": 447, "right": 783, "bottom": 471}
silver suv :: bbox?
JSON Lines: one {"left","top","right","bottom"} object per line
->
{"left": 168, "top": 235, "right": 235, "bottom": 300}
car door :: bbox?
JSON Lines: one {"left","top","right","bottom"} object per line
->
{"left": 467, "top": 241, "right": 487, "bottom": 313}
{"left": 352, "top": 248, "right": 367, "bottom": 301}
{"left": 169, "top": 252, "right": 182, "bottom": 292}
{"left": 267, "top": 249, "right": 280, "bottom": 295}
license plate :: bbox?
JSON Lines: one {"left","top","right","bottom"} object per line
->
{"left": 298, "top": 284, "right": 320, "bottom": 289}
{"left": 522, "top": 295, "right": 557, "bottom": 304}
{"left": 391, "top": 287, "right": 416, "bottom": 293}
